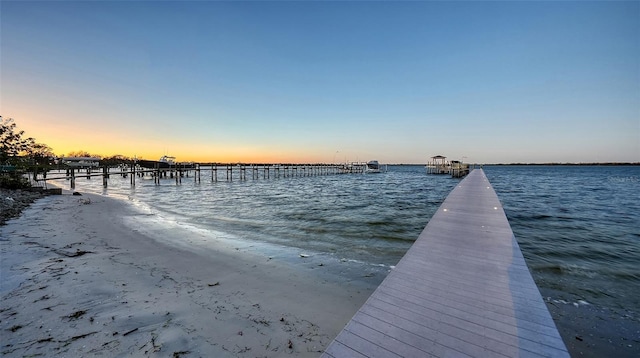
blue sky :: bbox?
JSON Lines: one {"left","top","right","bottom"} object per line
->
{"left": 2, "top": 1, "right": 638, "bottom": 163}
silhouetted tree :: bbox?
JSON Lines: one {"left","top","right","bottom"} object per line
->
{"left": 26, "top": 143, "right": 55, "bottom": 166}
{"left": 0, "top": 116, "right": 54, "bottom": 188}
{"left": 0, "top": 116, "right": 34, "bottom": 164}
{"left": 101, "top": 154, "right": 132, "bottom": 166}
{"left": 66, "top": 150, "right": 100, "bottom": 158}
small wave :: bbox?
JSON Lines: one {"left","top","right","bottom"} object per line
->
{"left": 545, "top": 297, "right": 591, "bottom": 307}
{"left": 534, "top": 263, "right": 598, "bottom": 278}
{"left": 531, "top": 214, "right": 553, "bottom": 220}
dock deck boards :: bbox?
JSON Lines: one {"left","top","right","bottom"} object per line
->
{"left": 322, "top": 169, "right": 569, "bottom": 357}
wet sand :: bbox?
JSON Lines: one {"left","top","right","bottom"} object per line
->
{"left": 542, "top": 288, "right": 640, "bottom": 358}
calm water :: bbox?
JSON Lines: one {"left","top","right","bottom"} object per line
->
{"left": 50, "top": 165, "right": 640, "bottom": 317}
{"left": 485, "top": 165, "right": 640, "bottom": 315}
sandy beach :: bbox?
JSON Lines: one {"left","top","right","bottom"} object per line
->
{"left": 0, "top": 192, "right": 376, "bottom": 357}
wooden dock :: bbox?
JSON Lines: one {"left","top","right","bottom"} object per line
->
{"left": 34, "top": 162, "right": 369, "bottom": 190}
{"left": 322, "top": 169, "right": 569, "bottom": 357}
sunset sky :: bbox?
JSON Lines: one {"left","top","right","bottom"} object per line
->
{"left": 2, "top": 1, "right": 638, "bottom": 164}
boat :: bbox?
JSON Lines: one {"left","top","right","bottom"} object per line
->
{"left": 136, "top": 155, "right": 176, "bottom": 169}
{"left": 137, "top": 156, "right": 195, "bottom": 169}
{"left": 61, "top": 157, "right": 100, "bottom": 168}
{"left": 365, "top": 160, "right": 382, "bottom": 174}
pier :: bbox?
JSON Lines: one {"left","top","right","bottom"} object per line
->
{"left": 34, "top": 162, "right": 373, "bottom": 190}
{"left": 322, "top": 169, "right": 569, "bottom": 357}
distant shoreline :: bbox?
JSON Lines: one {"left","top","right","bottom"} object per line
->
{"left": 391, "top": 162, "right": 640, "bottom": 166}
{"left": 483, "top": 162, "right": 640, "bottom": 166}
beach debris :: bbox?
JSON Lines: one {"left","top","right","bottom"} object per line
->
{"left": 237, "top": 330, "right": 243, "bottom": 336}
{"left": 299, "top": 253, "right": 310, "bottom": 258}
{"left": 207, "top": 282, "right": 220, "bottom": 287}
{"left": 52, "top": 248, "right": 93, "bottom": 257}
{"left": 575, "top": 335, "right": 583, "bottom": 341}
{"left": 68, "top": 331, "right": 99, "bottom": 341}
{"left": 150, "top": 333, "right": 161, "bottom": 352}
{"left": 173, "top": 351, "right": 191, "bottom": 358}
{"left": 72, "top": 192, "right": 82, "bottom": 196}
{"left": 65, "top": 310, "right": 87, "bottom": 320}
{"left": 235, "top": 346, "right": 251, "bottom": 353}
{"left": 251, "top": 317, "right": 270, "bottom": 326}
{"left": 288, "top": 339, "right": 293, "bottom": 349}
{"left": 123, "top": 327, "right": 139, "bottom": 336}
{"left": 42, "top": 303, "right": 63, "bottom": 311}
{"left": 34, "top": 294, "right": 51, "bottom": 302}
{"left": 77, "top": 198, "right": 91, "bottom": 205}
{"left": 8, "top": 325, "right": 22, "bottom": 332}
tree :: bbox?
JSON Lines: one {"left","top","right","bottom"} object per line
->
{"left": 66, "top": 150, "right": 100, "bottom": 158}
{"left": 0, "top": 116, "right": 34, "bottom": 164}
{"left": 27, "top": 143, "right": 55, "bottom": 166}
{"left": 101, "top": 154, "right": 132, "bottom": 166}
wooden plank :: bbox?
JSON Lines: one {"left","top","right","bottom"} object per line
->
{"left": 322, "top": 169, "right": 569, "bottom": 357}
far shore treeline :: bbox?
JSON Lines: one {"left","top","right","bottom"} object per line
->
{"left": 1, "top": 116, "right": 638, "bottom": 189}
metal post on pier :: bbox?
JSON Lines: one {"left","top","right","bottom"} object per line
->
{"left": 131, "top": 164, "right": 136, "bottom": 186}
{"left": 70, "top": 169, "right": 76, "bottom": 190}
{"left": 102, "top": 166, "right": 108, "bottom": 188}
